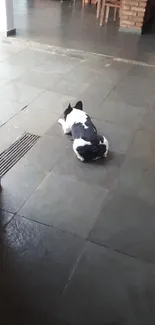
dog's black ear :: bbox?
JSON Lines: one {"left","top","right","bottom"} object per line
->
{"left": 64, "top": 103, "right": 72, "bottom": 120}
{"left": 74, "top": 101, "right": 83, "bottom": 111}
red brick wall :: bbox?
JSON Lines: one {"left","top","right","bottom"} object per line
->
{"left": 120, "top": 0, "right": 148, "bottom": 32}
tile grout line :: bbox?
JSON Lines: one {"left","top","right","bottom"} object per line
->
{"left": 2, "top": 204, "right": 155, "bottom": 272}
{"left": 61, "top": 243, "right": 87, "bottom": 298}
{"left": 7, "top": 211, "right": 155, "bottom": 268}
{"left": 0, "top": 88, "right": 46, "bottom": 129}
{"left": 7, "top": 155, "right": 64, "bottom": 217}
{"left": 2, "top": 213, "right": 15, "bottom": 229}
{"left": 94, "top": 61, "right": 133, "bottom": 111}
{"left": 88, "top": 238, "right": 155, "bottom": 267}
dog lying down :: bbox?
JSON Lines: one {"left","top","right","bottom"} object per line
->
{"left": 58, "top": 101, "right": 109, "bottom": 162}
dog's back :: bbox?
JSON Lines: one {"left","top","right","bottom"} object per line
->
{"left": 75, "top": 139, "right": 107, "bottom": 161}
{"left": 60, "top": 101, "right": 108, "bottom": 162}
{"left": 71, "top": 111, "right": 108, "bottom": 161}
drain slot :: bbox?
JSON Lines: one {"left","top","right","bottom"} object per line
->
{"left": 0, "top": 132, "right": 40, "bottom": 178}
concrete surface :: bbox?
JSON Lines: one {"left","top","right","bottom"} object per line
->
{"left": 1, "top": 35, "right": 155, "bottom": 325}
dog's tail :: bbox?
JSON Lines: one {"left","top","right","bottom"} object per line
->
{"left": 77, "top": 143, "right": 107, "bottom": 161}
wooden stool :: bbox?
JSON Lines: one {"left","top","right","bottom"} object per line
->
{"left": 96, "top": 0, "right": 102, "bottom": 19}
{"left": 99, "top": 0, "right": 122, "bottom": 25}
{"left": 82, "top": 0, "right": 92, "bottom": 7}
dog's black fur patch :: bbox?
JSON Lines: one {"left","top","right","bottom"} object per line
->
{"left": 72, "top": 115, "right": 97, "bottom": 142}
{"left": 74, "top": 101, "right": 83, "bottom": 111}
{"left": 64, "top": 103, "right": 72, "bottom": 121}
{"left": 77, "top": 143, "right": 106, "bottom": 162}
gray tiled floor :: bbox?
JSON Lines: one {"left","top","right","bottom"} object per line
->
{"left": 0, "top": 209, "right": 14, "bottom": 228}
{"left": 1, "top": 36, "right": 155, "bottom": 325}
{"left": 18, "top": 171, "right": 108, "bottom": 237}
{"left": 89, "top": 191, "right": 155, "bottom": 263}
{"left": 0, "top": 81, "right": 44, "bottom": 106}
{"left": 60, "top": 242, "right": 155, "bottom": 325}
{"left": 13, "top": 0, "right": 155, "bottom": 63}
{"left": 3, "top": 215, "right": 85, "bottom": 315}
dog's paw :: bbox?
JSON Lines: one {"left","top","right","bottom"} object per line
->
{"left": 103, "top": 151, "right": 108, "bottom": 158}
{"left": 58, "top": 118, "right": 64, "bottom": 125}
{"left": 77, "top": 155, "right": 84, "bottom": 162}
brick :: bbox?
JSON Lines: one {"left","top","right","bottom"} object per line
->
{"left": 120, "top": 0, "right": 147, "bottom": 32}
{"left": 124, "top": 0, "right": 138, "bottom": 4}
{"left": 129, "top": 16, "right": 143, "bottom": 22}
{"left": 120, "top": 24, "right": 128, "bottom": 27}
{"left": 139, "top": 3, "right": 147, "bottom": 8}
{"left": 123, "top": 5, "right": 130, "bottom": 10}
{"left": 135, "top": 22, "right": 143, "bottom": 27}
{"left": 138, "top": 12, "right": 145, "bottom": 17}
{"left": 122, "top": 10, "right": 137, "bottom": 16}
{"left": 121, "top": 15, "right": 129, "bottom": 20}
{"left": 121, "top": 20, "right": 135, "bottom": 26}
{"left": 131, "top": 6, "right": 145, "bottom": 12}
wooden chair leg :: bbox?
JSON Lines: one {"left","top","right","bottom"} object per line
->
{"left": 100, "top": 0, "right": 106, "bottom": 26}
{"left": 96, "top": 0, "right": 101, "bottom": 19}
{"left": 114, "top": 7, "right": 117, "bottom": 21}
{"left": 119, "top": 7, "right": 121, "bottom": 18}
{"left": 105, "top": 5, "right": 110, "bottom": 23}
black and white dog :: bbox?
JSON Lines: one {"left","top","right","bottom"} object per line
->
{"left": 58, "top": 101, "right": 108, "bottom": 162}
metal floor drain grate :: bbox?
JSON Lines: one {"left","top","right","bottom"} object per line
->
{"left": 0, "top": 132, "right": 40, "bottom": 178}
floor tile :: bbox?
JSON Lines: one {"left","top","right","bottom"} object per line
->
{"left": 36, "top": 54, "right": 80, "bottom": 75}
{"left": 53, "top": 77, "right": 90, "bottom": 97}
{"left": 128, "top": 65, "right": 155, "bottom": 81}
{"left": 18, "top": 70, "right": 61, "bottom": 91}
{"left": 3, "top": 215, "right": 85, "bottom": 316}
{"left": 96, "top": 60, "right": 132, "bottom": 85}
{"left": 0, "top": 41, "right": 27, "bottom": 61}
{"left": 118, "top": 44, "right": 138, "bottom": 61}
{"left": 3, "top": 48, "right": 52, "bottom": 69}
{"left": 89, "top": 191, "right": 155, "bottom": 263}
{"left": 140, "top": 109, "right": 155, "bottom": 132}
{"left": 7, "top": 100, "right": 59, "bottom": 136}
{"left": 0, "top": 100, "right": 22, "bottom": 126}
{"left": 114, "top": 156, "right": 155, "bottom": 206}
{"left": 98, "top": 98, "right": 146, "bottom": 129}
{"left": 112, "top": 75, "right": 155, "bottom": 108}
{"left": 20, "top": 135, "right": 72, "bottom": 174}
{"left": 80, "top": 78, "right": 115, "bottom": 117}
{"left": 128, "top": 129, "right": 155, "bottom": 161}
{"left": 0, "top": 62, "right": 27, "bottom": 82}
{"left": 1, "top": 161, "right": 45, "bottom": 213}
{"left": 0, "top": 78, "right": 9, "bottom": 88}
{"left": 23, "top": 90, "right": 75, "bottom": 115}
{"left": 79, "top": 56, "right": 110, "bottom": 75}
{"left": 0, "top": 124, "right": 24, "bottom": 153}
{"left": 60, "top": 242, "right": 155, "bottom": 325}
{"left": 52, "top": 150, "right": 125, "bottom": 189}
{"left": 93, "top": 119, "right": 135, "bottom": 154}
{"left": 136, "top": 52, "right": 155, "bottom": 65}
{"left": 0, "top": 209, "right": 14, "bottom": 228}
{"left": 0, "top": 304, "right": 70, "bottom": 325}
{"left": 0, "top": 81, "right": 44, "bottom": 106}
{"left": 19, "top": 172, "right": 108, "bottom": 238}
{"left": 64, "top": 64, "right": 100, "bottom": 86}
